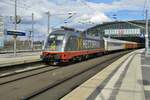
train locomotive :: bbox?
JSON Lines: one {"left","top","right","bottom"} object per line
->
{"left": 40, "top": 27, "right": 140, "bottom": 64}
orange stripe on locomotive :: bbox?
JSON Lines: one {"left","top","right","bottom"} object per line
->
{"left": 42, "top": 48, "right": 105, "bottom": 62}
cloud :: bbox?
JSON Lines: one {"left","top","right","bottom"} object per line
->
{"left": 90, "top": 12, "right": 111, "bottom": 23}
{"left": 0, "top": 0, "right": 148, "bottom": 41}
{"left": 72, "top": 12, "right": 110, "bottom": 24}
{"left": 86, "top": 0, "right": 149, "bottom": 12}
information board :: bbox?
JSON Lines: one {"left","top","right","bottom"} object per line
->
{"left": 7, "top": 30, "right": 26, "bottom": 36}
{"left": 105, "top": 29, "right": 141, "bottom": 36}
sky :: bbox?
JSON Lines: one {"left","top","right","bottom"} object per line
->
{"left": 0, "top": 0, "right": 150, "bottom": 41}
{"left": 87, "top": 0, "right": 114, "bottom": 3}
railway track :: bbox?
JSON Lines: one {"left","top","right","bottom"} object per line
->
{"left": 0, "top": 64, "right": 60, "bottom": 85}
{"left": 0, "top": 50, "right": 132, "bottom": 100}
{"left": 21, "top": 51, "right": 131, "bottom": 100}
{"left": 0, "top": 61, "right": 43, "bottom": 75}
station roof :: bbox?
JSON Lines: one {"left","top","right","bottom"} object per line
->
{"left": 88, "top": 20, "right": 150, "bottom": 30}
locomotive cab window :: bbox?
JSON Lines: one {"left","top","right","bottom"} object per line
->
{"left": 45, "top": 34, "right": 64, "bottom": 51}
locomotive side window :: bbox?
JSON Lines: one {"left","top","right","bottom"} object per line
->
{"left": 65, "top": 36, "right": 78, "bottom": 51}
{"left": 45, "top": 34, "right": 64, "bottom": 51}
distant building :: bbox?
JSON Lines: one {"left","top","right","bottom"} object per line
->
{"left": 87, "top": 20, "right": 150, "bottom": 44}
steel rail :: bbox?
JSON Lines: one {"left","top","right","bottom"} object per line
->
{"left": 20, "top": 51, "right": 131, "bottom": 100}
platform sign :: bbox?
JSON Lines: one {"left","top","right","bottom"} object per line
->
{"left": 7, "top": 30, "right": 26, "bottom": 36}
{"left": 105, "top": 29, "right": 141, "bottom": 36}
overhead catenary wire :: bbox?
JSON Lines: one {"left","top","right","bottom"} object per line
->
{"left": 10, "top": 0, "right": 30, "bottom": 7}
{"left": 78, "top": 0, "right": 98, "bottom": 12}
{"left": 0, "top": 0, "right": 31, "bottom": 9}
{"left": 8, "top": 0, "right": 30, "bottom": 8}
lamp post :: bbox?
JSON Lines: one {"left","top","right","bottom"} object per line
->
{"left": 145, "top": 9, "right": 149, "bottom": 56}
{"left": 31, "top": 13, "right": 34, "bottom": 51}
{"left": 13, "top": 0, "right": 17, "bottom": 56}
{"left": 46, "top": 11, "right": 50, "bottom": 35}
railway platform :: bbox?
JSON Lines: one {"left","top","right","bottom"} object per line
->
{"left": 61, "top": 49, "right": 150, "bottom": 100}
{"left": 0, "top": 52, "right": 41, "bottom": 68}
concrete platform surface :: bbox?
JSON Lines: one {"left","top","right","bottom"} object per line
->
{"left": 0, "top": 52, "right": 41, "bottom": 67}
{"left": 61, "top": 49, "right": 149, "bottom": 100}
